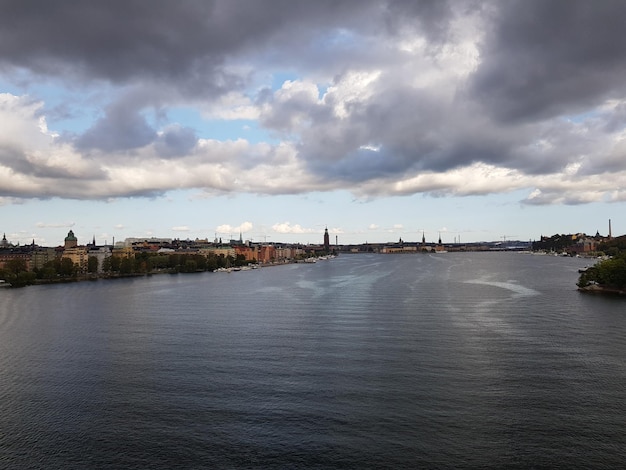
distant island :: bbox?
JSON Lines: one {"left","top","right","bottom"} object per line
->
{"left": 577, "top": 235, "right": 626, "bottom": 296}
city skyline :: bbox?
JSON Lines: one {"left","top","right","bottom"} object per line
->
{"left": 1, "top": 1, "right": 626, "bottom": 245}
{"left": 0, "top": 219, "right": 618, "bottom": 249}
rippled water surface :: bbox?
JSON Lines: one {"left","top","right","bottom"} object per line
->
{"left": 1, "top": 253, "right": 625, "bottom": 468}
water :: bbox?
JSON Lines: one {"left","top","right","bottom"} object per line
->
{"left": 1, "top": 253, "right": 624, "bottom": 468}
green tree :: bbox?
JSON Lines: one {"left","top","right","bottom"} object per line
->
{"left": 40, "top": 266, "right": 58, "bottom": 279}
{"left": 168, "top": 254, "right": 181, "bottom": 269}
{"left": 87, "top": 256, "right": 99, "bottom": 273}
{"left": 183, "top": 259, "right": 197, "bottom": 272}
{"left": 578, "top": 253, "right": 626, "bottom": 289}
{"left": 225, "top": 255, "right": 235, "bottom": 267}
{"left": 59, "top": 258, "right": 76, "bottom": 277}
{"left": 109, "top": 256, "right": 121, "bottom": 272}
{"left": 119, "top": 258, "right": 133, "bottom": 274}
{"left": 5, "top": 258, "right": 28, "bottom": 275}
{"left": 148, "top": 255, "right": 170, "bottom": 271}
{"left": 205, "top": 254, "right": 218, "bottom": 271}
{"left": 16, "top": 271, "right": 36, "bottom": 286}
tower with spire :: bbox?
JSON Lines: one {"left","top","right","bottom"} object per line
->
{"left": 0, "top": 233, "right": 10, "bottom": 248}
{"left": 323, "top": 227, "right": 330, "bottom": 253}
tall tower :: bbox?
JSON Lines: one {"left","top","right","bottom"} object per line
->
{"left": 609, "top": 219, "right": 612, "bottom": 239}
{"left": 64, "top": 230, "right": 78, "bottom": 249}
{"left": 323, "top": 227, "right": 330, "bottom": 252}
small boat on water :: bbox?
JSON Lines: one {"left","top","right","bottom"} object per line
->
{"left": 0, "top": 280, "right": 12, "bottom": 288}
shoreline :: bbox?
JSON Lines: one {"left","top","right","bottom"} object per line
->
{"left": 578, "top": 284, "right": 626, "bottom": 296}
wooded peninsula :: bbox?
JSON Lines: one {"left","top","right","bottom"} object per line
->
{"left": 577, "top": 235, "right": 626, "bottom": 295}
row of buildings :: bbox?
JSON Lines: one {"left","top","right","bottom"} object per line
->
{"left": 0, "top": 230, "right": 333, "bottom": 274}
{"left": 1, "top": 222, "right": 618, "bottom": 274}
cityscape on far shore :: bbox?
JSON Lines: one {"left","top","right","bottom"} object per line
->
{"left": 0, "top": 219, "right": 620, "bottom": 288}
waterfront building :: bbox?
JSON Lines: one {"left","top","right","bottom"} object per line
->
{"left": 381, "top": 245, "right": 418, "bottom": 254}
{"left": 234, "top": 244, "right": 258, "bottom": 262}
{"left": 31, "top": 248, "right": 57, "bottom": 270}
{"left": 0, "top": 251, "right": 31, "bottom": 271}
{"left": 112, "top": 246, "right": 135, "bottom": 259}
{"left": 324, "top": 228, "right": 330, "bottom": 253}
{"left": 199, "top": 246, "right": 236, "bottom": 259}
{"left": 63, "top": 246, "right": 89, "bottom": 272}
{"left": 275, "top": 246, "right": 302, "bottom": 261}
{"left": 88, "top": 245, "right": 112, "bottom": 273}
{"left": 257, "top": 245, "right": 276, "bottom": 263}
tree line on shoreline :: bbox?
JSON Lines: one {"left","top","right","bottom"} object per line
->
{"left": 577, "top": 236, "right": 626, "bottom": 294}
{"left": 0, "top": 252, "right": 253, "bottom": 287}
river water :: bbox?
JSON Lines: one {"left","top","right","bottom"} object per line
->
{"left": 1, "top": 252, "right": 624, "bottom": 468}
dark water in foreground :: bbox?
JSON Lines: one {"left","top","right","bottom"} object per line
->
{"left": 1, "top": 252, "right": 624, "bottom": 469}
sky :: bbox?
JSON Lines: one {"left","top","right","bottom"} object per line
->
{"left": 1, "top": 0, "right": 625, "bottom": 246}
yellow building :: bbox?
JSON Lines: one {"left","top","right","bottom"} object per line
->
{"left": 63, "top": 246, "right": 88, "bottom": 272}
{"left": 112, "top": 246, "right": 135, "bottom": 259}
{"left": 199, "top": 246, "right": 235, "bottom": 258}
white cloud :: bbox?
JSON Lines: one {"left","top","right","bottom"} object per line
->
{"left": 323, "top": 70, "right": 381, "bottom": 119}
{"left": 271, "top": 222, "right": 316, "bottom": 234}
{"left": 36, "top": 221, "right": 75, "bottom": 228}
{"left": 216, "top": 221, "right": 253, "bottom": 234}
{"left": 172, "top": 226, "right": 190, "bottom": 232}
{"left": 201, "top": 92, "right": 260, "bottom": 120}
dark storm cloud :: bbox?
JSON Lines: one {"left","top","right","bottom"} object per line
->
{"left": 382, "top": 0, "right": 457, "bottom": 43}
{"left": 469, "top": 0, "right": 626, "bottom": 123}
{"left": 294, "top": 84, "right": 520, "bottom": 181}
{"left": 155, "top": 125, "right": 198, "bottom": 158}
{"left": 272, "top": 0, "right": 626, "bottom": 185}
{"left": 0, "top": 144, "right": 37, "bottom": 176}
{"left": 76, "top": 100, "right": 156, "bottom": 152}
{"left": 0, "top": 0, "right": 396, "bottom": 94}
{"left": 3, "top": 0, "right": 626, "bottom": 202}
{"left": 604, "top": 102, "right": 626, "bottom": 133}
{"left": 0, "top": 0, "right": 235, "bottom": 96}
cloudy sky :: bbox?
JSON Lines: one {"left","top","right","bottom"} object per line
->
{"left": 1, "top": 0, "right": 624, "bottom": 246}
